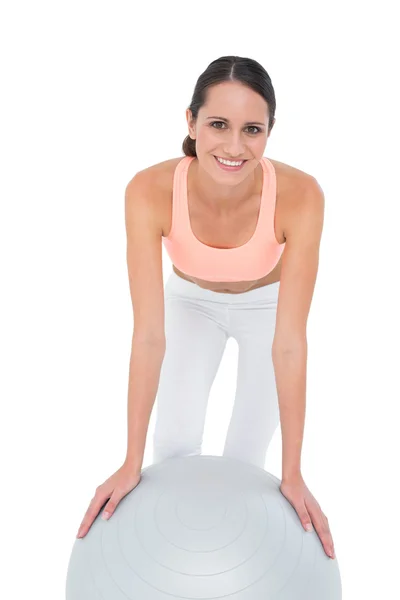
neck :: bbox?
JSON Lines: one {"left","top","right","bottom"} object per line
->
{"left": 188, "top": 157, "right": 261, "bottom": 214}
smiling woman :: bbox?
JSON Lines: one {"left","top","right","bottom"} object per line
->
{"left": 77, "top": 54, "right": 336, "bottom": 563}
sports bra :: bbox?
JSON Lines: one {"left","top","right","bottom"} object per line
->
{"left": 162, "top": 156, "right": 285, "bottom": 282}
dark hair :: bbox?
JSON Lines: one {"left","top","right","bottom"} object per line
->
{"left": 182, "top": 55, "right": 276, "bottom": 158}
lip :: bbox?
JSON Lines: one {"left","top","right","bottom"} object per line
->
{"left": 213, "top": 155, "right": 247, "bottom": 171}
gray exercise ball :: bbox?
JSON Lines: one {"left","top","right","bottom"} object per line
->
{"left": 66, "top": 455, "right": 342, "bottom": 599}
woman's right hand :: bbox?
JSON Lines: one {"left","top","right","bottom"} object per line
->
{"left": 76, "top": 462, "right": 142, "bottom": 539}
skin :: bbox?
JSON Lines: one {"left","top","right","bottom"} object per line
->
{"left": 170, "top": 152, "right": 287, "bottom": 293}
{"left": 76, "top": 81, "right": 335, "bottom": 560}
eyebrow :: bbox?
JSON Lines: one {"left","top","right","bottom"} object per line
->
{"left": 206, "top": 116, "right": 266, "bottom": 126}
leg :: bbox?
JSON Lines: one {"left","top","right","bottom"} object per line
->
{"left": 152, "top": 290, "right": 228, "bottom": 464}
{"left": 222, "top": 291, "right": 280, "bottom": 469}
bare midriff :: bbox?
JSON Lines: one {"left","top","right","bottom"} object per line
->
{"left": 172, "top": 261, "right": 283, "bottom": 293}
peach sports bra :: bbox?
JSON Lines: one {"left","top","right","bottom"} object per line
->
{"left": 162, "top": 156, "right": 285, "bottom": 282}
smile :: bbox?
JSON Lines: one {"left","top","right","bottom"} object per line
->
{"left": 214, "top": 156, "right": 247, "bottom": 171}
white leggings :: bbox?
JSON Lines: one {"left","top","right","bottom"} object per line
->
{"left": 152, "top": 270, "right": 280, "bottom": 470}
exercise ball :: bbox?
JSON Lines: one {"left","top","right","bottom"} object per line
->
{"left": 66, "top": 455, "right": 342, "bottom": 599}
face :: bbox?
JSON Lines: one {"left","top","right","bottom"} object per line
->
{"left": 186, "top": 81, "right": 274, "bottom": 181}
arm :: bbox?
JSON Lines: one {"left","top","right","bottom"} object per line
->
{"left": 272, "top": 176, "right": 325, "bottom": 481}
{"left": 123, "top": 171, "right": 166, "bottom": 473}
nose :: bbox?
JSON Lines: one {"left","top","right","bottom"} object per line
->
{"left": 223, "top": 132, "right": 246, "bottom": 157}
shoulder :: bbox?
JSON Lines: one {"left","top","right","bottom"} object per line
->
{"left": 126, "top": 156, "right": 184, "bottom": 206}
{"left": 125, "top": 157, "right": 184, "bottom": 232}
{"left": 268, "top": 157, "right": 319, "bottom": 197}
{"left": 130, "top": 156, "right": 184, "bottom": 191}
{"left": 268, "top": 158, "right": 324, "bottom": 242}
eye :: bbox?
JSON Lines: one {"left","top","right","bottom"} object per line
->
{"left": 210, "top": 121, "right": 261, "bottom": 134}
{"left": 210, "top": 121, "right": 226, "bottom": 130}
{"left": 247, "top": 125, "right": 261, "bottom": 135}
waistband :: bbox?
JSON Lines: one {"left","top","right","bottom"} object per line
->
{"left": 165, "top": 270, "right": 280, "bottom": 304}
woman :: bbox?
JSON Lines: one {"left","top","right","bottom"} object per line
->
{"left": 76, "top": 55, "right": 335, "bottom": 560}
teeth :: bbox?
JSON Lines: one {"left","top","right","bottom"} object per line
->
{"left": 216, "top": 157, "right": 244, "bottom": 166}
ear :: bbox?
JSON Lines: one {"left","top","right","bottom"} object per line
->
{"left": 186, "top": 108, "right": 196, "bottom": 139}
{"left": 268, "top": 117, "right": 276, "bottom": 136}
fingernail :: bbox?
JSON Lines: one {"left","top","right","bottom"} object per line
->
{"left": 102, "top": 511, "right": 111, "bottom": 520}
{"left": 305, "top": 523, "right": 313, "bottom": 532}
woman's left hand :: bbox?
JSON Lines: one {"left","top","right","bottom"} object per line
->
{"left": 279, "top": 473, "right": 335, "bottom": 559}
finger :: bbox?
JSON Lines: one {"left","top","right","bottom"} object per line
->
{"left": 309, "top": 509, "right": 335, "bottom": 558}
{"left": 77, "top": 496, "right": 104, "bottom": 537}
{"left": 101, "top": 489, "right": 123, "bottom": 520}
{"left": 323, "top": 519, "right": 335, "bottom": 558}
{"left": 76, "top": 490, "right": 109, "bottom": 538}
{"left": 295, "top": 502, "right": 314, "bottom": 532}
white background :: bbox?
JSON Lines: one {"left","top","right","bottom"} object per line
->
{"left": 1, "top": 1, "right": 399, "bottom": 598}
